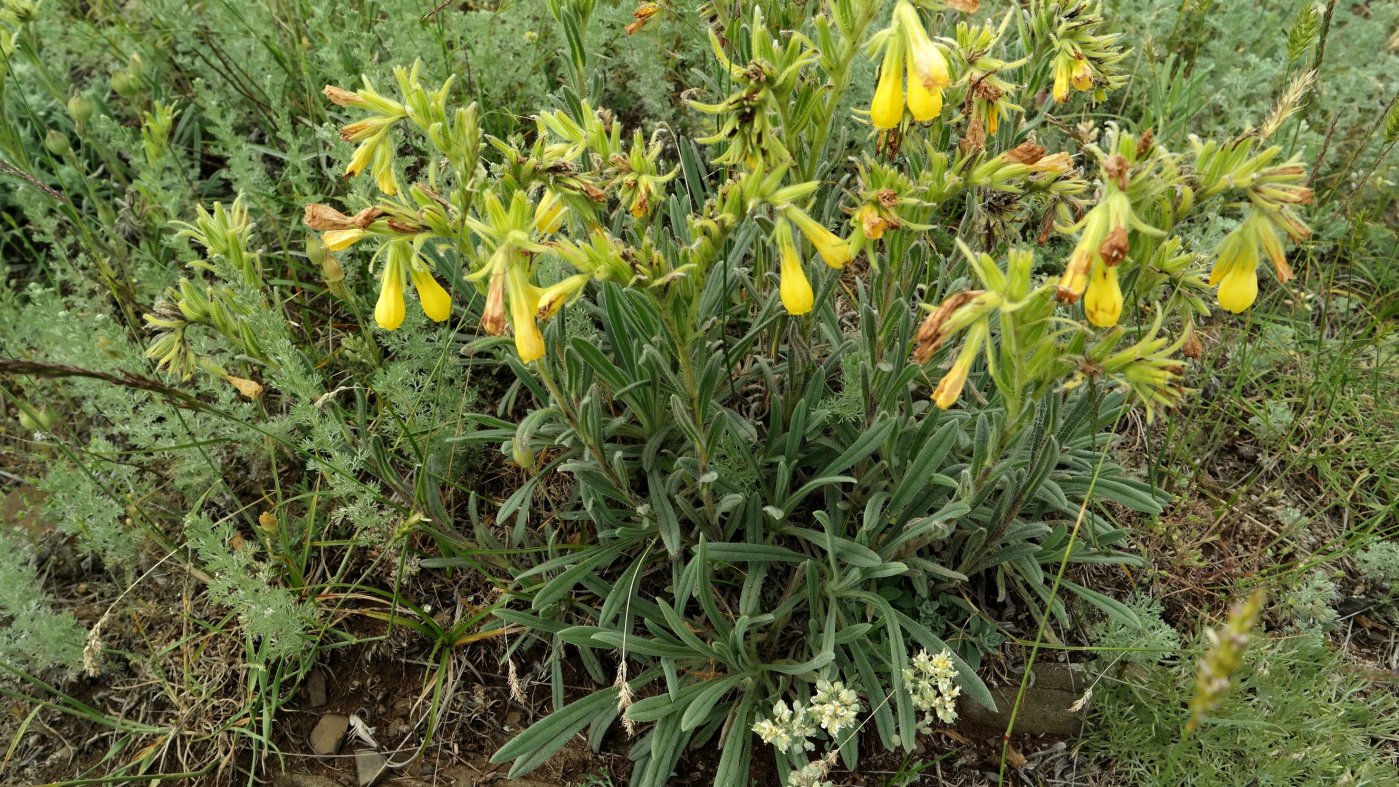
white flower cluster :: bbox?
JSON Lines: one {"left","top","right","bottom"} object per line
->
{"left": 903, "top": 648, "right": 961, "bottom": 731}
{"left": 752, "top": 699, "right": 818, "bottom": 755}
{"left": 809, "top": 679, "right": 861, "bottom": 737}
{"left": 752, "top": 678, "right": 864, "bottom": 757}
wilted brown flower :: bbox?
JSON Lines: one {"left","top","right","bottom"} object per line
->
{"left": 1136, "top": 128, "right": 1155, "bottom": 159}
{"left": 1104, "top": 153, "right": 1130, "bottom": 190}
{"left": 303, "top": 203, "right": 357, "bottom": 231}
{"left": 225, "top": 375, "right": 264, "bottom": 400}
{"left": 625, "top": 3, "right": 660, "bottom": 36}
{"left": 1098, "top": 225, "right": 1129, "bottom": 266}
{"left": 323, "top": 85, "right": 366, "bottom": 107}
{"left": 482, "top": 270, "right": 507, "bottom": 336}
{"left": 1005, "top": 142, "right": 1047, "bottom": 166}
{"left": 1182, "top": 330, "right": 1204, "bottom": 359}
{"left": 915, "top": 290, "right": 981, "bottom": 364}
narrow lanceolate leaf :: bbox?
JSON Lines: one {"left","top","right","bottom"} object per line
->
{"left": 530, "top": 542, "right": 626, "bottom": 610}
{"left": 713, "top": 689, "right": 756, "bottom": 785}
{"left": 701, "top": 542, "right": 809, "bottom": 563}
{"left": 491, "top": 687, "right": 619, "bottom": 776}
{"left": 887, "top": 419, "right": 960, "bottom": 519}
{"left": 819, "top": 417, "right": 895, "bottom": 477}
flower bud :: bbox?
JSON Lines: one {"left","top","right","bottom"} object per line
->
{"left": 321, "top": 253, "right": 352, "bottom": 301}
{"left": 18, "top": 406, "right": 57, "bottom": 433}
{"left": 534, "top": 190, "right": 566, "bottom": 234}
{"left": 44, "top": 129, "right": 70, "bottom": 156}
{"left": 67, "top": 93, "right": 95, "bottom": 125}
{"left": 110, "top": 71, "right": 139, "bottom": 98}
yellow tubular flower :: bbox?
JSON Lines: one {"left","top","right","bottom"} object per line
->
{"left": 340, "top": 116, "right": 394, "bottom": 142}
{"left": 871, "top": 42, "right": 905, "bottom": 130}
{"left": 1071, "top": 58, "right": 1093, "bottom": 92}
{"left": 410, "top": 266, "right": 452, "bottom": 322}
{"left": 1216, "top": 263, "right": 1258, "bottom": 313}
{"left": 375, "top": 256, "right": 406, "bottom": 330}
{"left": 898, "top": 1, "right": 949, "bottom": 89}
{"left": 507, "top": 266, "right": 545, "bottom": 362}
{"left": 322, "top": 228, "right": 368, "bottom": 251}
{"left": 986, "top": 103, "right": 999, "bottom": 135}
{"left": 536, "top": 273, "right": 591, "bottom": 319}
{"left": 1058, "top": 205, "right": 1109, "bottom": 299}
{"left": 933, "top": 323, "right": 986, "bottom": 410}
{"left": 1052, "top": 54, "right": 1072, "bottom": 103}
{"left": 534, "top": 189, "right": 566, "bottom": 234}
{"left": 1058, "top": 247, "right": 1093, "bottom": 300}
{"left": 932, "top": 361, "right": 969, "bottom": 410}
{"left": 906, "top": 57, "right": 943, "bottom": 122}
{"left": 776, "top": 221, "right": 814, "bottom": 316}
{"left": 345, "top": 138, "right": 377, "bottom": 177}
{"left": 788, "top": 208, "right": 852, "bottom": 269}
{"left": 372, "top": 142, "right": 399, "bottom": 196}
{"left": 1083, "top": 263, "right": 1123, "bottom": 327}
{"left": 1059, "top": 193, "right": 1129, "bottom": 301}
{"left": 1210, "top": 228, "right": 1261, "bottom": 314}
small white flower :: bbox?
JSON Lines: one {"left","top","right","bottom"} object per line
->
{"left": 809, "top": 680, "right": 861, "bottom": 737}
{"left": 752, "top": 699, "right": 817, "bottom": 754}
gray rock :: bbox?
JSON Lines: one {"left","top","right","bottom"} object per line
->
{"left": 355, "top": 749, "right": 389, "bottom": 787}
{"left": 309, "top": 713, "right": 349, "bottom": 756}
{"left": 956, "top": 663, "right": 1089, "bottom": 738}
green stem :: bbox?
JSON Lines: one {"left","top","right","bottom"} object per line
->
{"left": 535, "top": 357, "right": 639, "bottom": 506}
{"left": 800, "top": 2, "right": 881, "bottom": 183}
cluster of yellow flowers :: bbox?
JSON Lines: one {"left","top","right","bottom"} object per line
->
{"left": 1038, "top": 0, "right": 1128, "bottom": 103}
{"left": 1196, "top": 143, "right": 1314, "bottom": 314}
{"left": 877, "top": 11, "right": 1308, "bottom": 414}
{"left": 310, "top": 76, "right": 651, "bottom": 363}
{"left": 1056, "top": 183, "right": 1137, "bottom": 328}
{"left": 869, "top": 1, "right": 952, "bottom": 129}
{"left": 303, "top": 203, "right": 452, "bottom": 332}
{"left": 293, "top": 0, "right": 1309, "bottom": 424}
